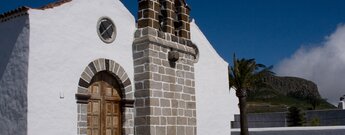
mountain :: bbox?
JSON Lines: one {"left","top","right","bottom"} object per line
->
{"left": 247, "top": 74, "right": 335, "bottom": 113}
{"left": 263, "top": 74, "right": 321, "bottom": 98}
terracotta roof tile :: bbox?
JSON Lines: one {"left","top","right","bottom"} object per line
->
{"left": 0, "top": 6, "right": 29, "bottom": 23}
{"left": 38, "top": 0, "right": 72, "bottom": 10}
{"left": 0, "top": 0, "right": 72, "bottom": 23}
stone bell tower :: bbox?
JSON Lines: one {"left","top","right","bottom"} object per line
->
{"left": 133, "top": 0, "right": 198, "bottom": 134}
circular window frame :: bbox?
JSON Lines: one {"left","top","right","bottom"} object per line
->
{"left": 97, "top": 17, "right": 117, "bottom": 44}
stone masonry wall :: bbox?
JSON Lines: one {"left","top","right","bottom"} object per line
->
{"left": 133, "top": 27, "right": 197, "bottom": 135}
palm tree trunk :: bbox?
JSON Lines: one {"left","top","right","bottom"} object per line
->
{"left": 237, "top": 90, "right": 249, "bottom": 135}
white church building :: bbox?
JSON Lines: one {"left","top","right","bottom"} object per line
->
{"left": 0, "top": 0, "right": 239, "bottom": 135}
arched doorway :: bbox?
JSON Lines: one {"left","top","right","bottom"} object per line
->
{"left": 87, "top": 71, "right": 122, "bottom": 135}
{"left": 76, "top": 58, "right": 134, "bottom": 135}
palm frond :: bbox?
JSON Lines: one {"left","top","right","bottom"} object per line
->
{"left": 228, "top": 54, "right": 275, "bottom": 93}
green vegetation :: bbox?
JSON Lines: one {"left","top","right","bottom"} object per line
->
{"left": 287, "top": 106, "right": 306, "bottom": 126}
{"left": 247, "top": 88, "right": 336, "bottom": 113}
{"left": 309, "top": 117, "right": 321, "bottom": 126}
{"left": 229, "top": 54, "right": 273, "bottom": 135}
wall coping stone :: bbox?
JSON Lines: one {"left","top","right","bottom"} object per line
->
{"left": 134, "top": 27, "right": 198, "bottom": 58}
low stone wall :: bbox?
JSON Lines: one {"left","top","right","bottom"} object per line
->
{"left": 307, "top": 110, "right": 345, "bottom": 126}
{"left": 232, "top": 112, "right": 287, "bottom": 128}
{"left": 231, "top": 126, "right": 345, "bottom": 135}
{"left": 232, "top": 109, "right": 345, "bottom": 128}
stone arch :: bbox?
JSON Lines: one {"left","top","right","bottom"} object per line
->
{"left": 75, "top": 58, "right": 134, "bottom": 135}
{"left": 76, "top": 58, "right": 133, "bottom": 101}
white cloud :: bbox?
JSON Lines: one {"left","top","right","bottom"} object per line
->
{"left": 275, "top": 24, "right": 345, "bottom": 105}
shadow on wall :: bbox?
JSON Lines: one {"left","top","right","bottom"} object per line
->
{"left": 0, "top": 17, "right": 28, "bottom": 79}
{"left": 0, "top": 16, "right": 29, "bottom": 135}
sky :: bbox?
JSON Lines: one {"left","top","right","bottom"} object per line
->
{"left": 1, "top": 0, "right": 345, "bottom": 104}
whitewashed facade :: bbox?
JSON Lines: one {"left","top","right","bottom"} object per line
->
{"left": 0, "top": 0, "right": 239, "bottom": 135}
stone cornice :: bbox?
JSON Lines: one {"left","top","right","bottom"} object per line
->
{"left": 134, "top": 27, "right": 198, "bottom": 57}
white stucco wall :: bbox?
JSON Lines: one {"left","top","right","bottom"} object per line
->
{"left": 339, "top": 101, "right": 345, "bottom": 109}
{"left": 191, "top": 20, "right": 239, "bottom": 135}
{"left": 0, "top": 16, "right": 30, "bottom": 135}
{"left": 27, "top": 0, "right": 135, "bottom": 134}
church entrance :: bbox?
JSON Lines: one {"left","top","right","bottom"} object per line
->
{"left": 87, "top": 71, "right": 122, "bottom": 135}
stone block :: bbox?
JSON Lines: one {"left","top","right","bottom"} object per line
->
{"left": 166, "top": 68, "right": 176, "bottom": 76}
{"left": 174, "top": 84, "right": 183, "bottom": 92}
{"left": 146, "top": 64, "right": 158, "bottom": 72}
{"left": 135, "top": 98, "right": 144, "bottom": 107}
{"left": 136, "top": 126, "right": 151, "bottom": 135}
{"left": 134, "top": 66, "right": 144, "bottom": 73}
{"left": 188, "top": 118, "right": 196, "bottom": 125}
{"left": 154, "top": 44, "right": 161, "bottom": 51}
{"left": 162, "top": 108, "right": 172, "bottom": 115}
{"left": 185, "top": 72, "right": 194, "bottom": 79}
{"left": 179, "top": 101, "right": 186, "bottom": 108}
{"left": 177, "top": 117, "right": 187, "bottom": 125}
{"left": 134, "top": 72, "right": 151, "bottom": 81}
{"left": 159, "top": 52, "right": 167, "bottom": 59}
{"left": 172, "top": 109, "right": 178, "bottom": 115}
{"left": 134, "top": 30, "right": 141, "bottom": 38}
{"left": 162, "top": 75, "right": 175, "bottom": 83}
{"left": 185, "top": 79, "right": 192, "bottom": 86}
{"left": 159, "top": 66, "right": 165, "bottom": 74}
{"left": 160, "top": 99, "right": 170, "bottom": 107}
{"left": 177, "top": 78, "right": 184, "bottom": 85}
{"left": 187, "top": 102, "right": 196, "bottom": 109}
{"left": 183, "top": 86, "right": 195, "bottom": 94}
{"left": 133, "top": 51, "right": 144, "bottom": 60}
{"left": 135, "top": 116, "right": 147, "bottom": 125}
{"left": 167, "top": 117, "right": 177, "bottom": 125}
{"left": 156, "top": 126, "right": 166, "bottom": 135}
{"left": 135, "top": 82, "right": 143, "bottom": 90}
{"left": 176, "top": 70, "right": 185, "bottom": 78}
{"left": 182, "top": 94, "right": 191, "bottom": 100}
{"left": 160, "top": 117, "right": 167, "bottom": 125}
{"left": 164, "top": 92, "right": 174, "bottom": 98}
{"left": 178, "top": 109, "right": 184, "bottom": 116}
{"left": 150, "top": 81, "right": 162, "bottom": 90}
{"left": 81, "top": 72, "right": 91, "bottom": 83}
{"left": 134, "top": 57, "right": 150, "bottom": 65}
{"left": 149, "top": 116, "right": 160, "bottom": 125}
{"left": 171, "top": 100, "right": 178, "bottom": 108}
{"left": 153, "top": 107, "right": 162, "bottom": 115}
{"left": 177, "top": 126, "right": 186, "bottom": 135}
{"left": 146, "top": 98, "right": 160, "bottom": 106}
{"left": 136, "top": 44, "right": 149, "bottom": 51}
{"left": 135, "top": 90, "right": 150, "bottom": 98}
{"left": 152, "top": 73, "right": 162, "bottom": 81}
{"left": 149, "top": 49, "right": 159, "bottom": 57}
{"left": 185, "top": 110, "right": 193, "bottom": 117}
{"left": 153, "top": 58, "right": 162, "bottom": 65}
{"left": 152, "top": 90, "right": 163, "bottom": 97}
{"left": 186, "top": 127, "right": 194, "bottom": 135}
{"left": 167, "top": 126, "right": 177, "bottom": 135}
{"left": 78, "top": 121, "right": 87, "bottom": 127}
{"left": 163, "top": 83, "right": 170, "bottom": 91}
{"left": 174, "top": 93, "right": 181, "bottom": 99}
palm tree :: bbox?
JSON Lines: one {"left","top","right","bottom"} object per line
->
{"left": 229, "top": 54, "right": 273, "bottom": 135}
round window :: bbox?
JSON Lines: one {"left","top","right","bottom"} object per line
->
{"left": 97, "top": 17, "right": 116, "bottom": 43}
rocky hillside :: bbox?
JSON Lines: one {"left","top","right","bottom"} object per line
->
{"left": 246, "top": 74, "right": 335, "bottom": 113}
{"left": 262, "top": 74, "right": 321, "bottom": 99}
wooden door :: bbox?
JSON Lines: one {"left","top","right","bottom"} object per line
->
{"left": 87, "top": 72, "right": 122, "bottom": 135}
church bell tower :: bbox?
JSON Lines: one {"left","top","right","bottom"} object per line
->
{"left": 133, "top": 0, "right": 198, "bottom": 134}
